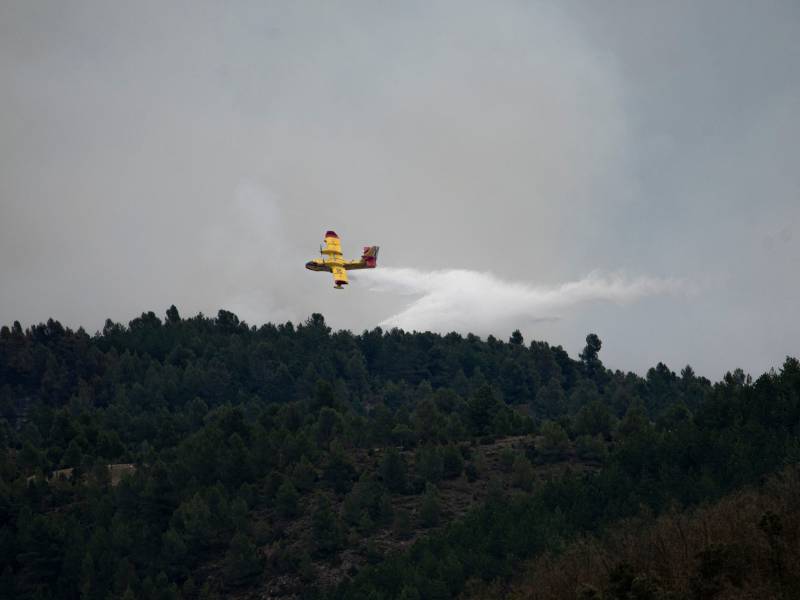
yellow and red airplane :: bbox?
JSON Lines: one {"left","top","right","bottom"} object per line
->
{"left": 305, "top": 231, "right": 379, "bottom": 289}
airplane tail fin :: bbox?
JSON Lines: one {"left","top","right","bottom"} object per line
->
{"left": 361, "top": 246, "right": 379, "bottom": 268}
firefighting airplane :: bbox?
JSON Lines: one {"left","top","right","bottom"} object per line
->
{"left": 305, "top": 231, "right": 379, "bottom": 289}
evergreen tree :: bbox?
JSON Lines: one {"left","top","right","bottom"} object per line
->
{"left": 61, "top": 438, "right": 83, "bottom": 468}
{"left": 276, "top": 481, "right": 300, "bottom": 519}
{"left": 467, "top": 385, "right": 499, "bottom": 436}
{"left": 500, "top": 359, "right": 532, "bottom": 404}
{"left": 575, "top": 434, "right": 608, "bottom": 463}
{"left": 161, "top": 528, "right": 188, "bottom": 578}
{"left": 574, "top": 399, "right": 615, "bottom": 439}
{"left": 415, "top": 445, "right": 444, "bottom": 484}
{"left": 499, "top": 448, "right": 516, "bottom": 472}
{"left": 380, "top": 448, "right": 408, "bottom": 494}
{"left": 121, "top": 588, "right": 137, "bottom": 600}
{"left": 580, "top": 333, "right": 604, "bottom": 382}
{"left": 511, "top": 455, "right": 534, "bottom": 491}
{"left": 538, "top": 421, "right": 570, "bottom": 463}
{"left": 441, "top": 445, "right": 464, "bottom": 479}
{"left": 419, "top": 483, "right": 441, "bottom": 528}
{"left": 165, "top": 305, "right": 181, "bottom": 325}
{"left": 292, "top": 455, "right": 317, "bottom": 492}
{"left": 223, "top": 532, "right": 262, "bottom": 587}
{"left": 322, "top": 443, "right": 357, "bottom": 494}
{"left": 311, "top": 498, "right": 345, "bottom": 556}
{"left": 393, "top": 509, "right": 413, "bottom": 540}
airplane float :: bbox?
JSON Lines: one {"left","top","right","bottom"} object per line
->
{"left": 305, "top": 231, "right": 379, "bottom": 289}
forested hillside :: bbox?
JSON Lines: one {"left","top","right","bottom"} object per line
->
{"left": 1, "top": 308, "right": 798, "bottom": 599}
{"left": 468, "top": 465, "right": 800, "bottom": 599}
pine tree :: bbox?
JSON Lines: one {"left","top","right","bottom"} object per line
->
{"left": 393, "top": 509, "right": 413, "bottom": 540}
{"left": 181, "top": 576, "right": 196, "bottom": 600}
{"left": 161, "top": 528, "right": 188, "bottom": 577}
{"left": 121, "top": 588, "right": 137, "bottom": 600}
{"left": 580, "top": 333, "right": 604, "bottom": 381}
{"left": 511, "top": 455, "right": 534, "bottom": 491}
{"left": 311, "top": 498, "right": 344, "bottom": 556}
{"left": 467, "top": 385, "right": 499, "bottom": 436}
{"left": 538, "top": 420, "right": 570, "bottom": 463}
{"left": 419, "top": 483, "right": 441, "bottom": 528}
{"left": 380, "top": 448, "right": 408, "bottom": 494}
{"left": 61, "top": 439, "right": 83, "bottom": 468}
{"left": 415, "top": 445, "right": 443, "bottom": 484}
{"left": 322, "top": 443, "right": 357, "bottom": 494}
{"left": 275, "top": 480, "right": 300, "bottom": 519}
{"left": 291, "top": 455, "right": 316, "bottom": 492}
{"left": 224, "top": 532, "right": 262, "bottom": 587}
{"left": 441, "top": 445, "right": 464, "bottom": 479}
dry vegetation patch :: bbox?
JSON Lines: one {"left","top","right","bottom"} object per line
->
{"left": 467, "top": 466, "right": 800, "bottom": 600}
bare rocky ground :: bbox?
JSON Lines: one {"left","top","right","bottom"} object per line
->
{"left": 27, "top": 462, "right": 136, "bottom": 486}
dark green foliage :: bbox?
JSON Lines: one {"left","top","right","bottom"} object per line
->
{"left": 316, "top": 407, "right": 342, "bottom": 446}
{"left": 419, "top": 483, "right": 441, "bottom": 528}
{"left": 380, "top": 448, "right": 408, "bottom": 494}
{"left": 500, "top": 358, "right": 535, "bottom": 405}
{"left": 2, "top": 308, "right": 799, "bottom": 599}
{"left": 511, "top": 454, "right": 534, "bottom": 491}
{"left": 223, "top": 532, "right": 262, "bottom": 587}
{"left": 441, "top": 445, "right": 463, "bottom": 480}
{"left": 322, "top": 443, "right": 357, "bottom": 494}
{"left": 292, "top": 455, "right": 317, "bottom": 492}
{"left": 618, "top": 400, "right": 652, "bottom": 439}
{"left": 535, "top": 378, "right": 567, "bottom": 419}
{"left": 580, "top": 333, "right": 604, "bottom": 381}
{"left": 467, "top": 385, "right": 500, "bottom": 436}
{"left": 276, "top": 480, "right": 300, "bottom": 519}
{"left": 573, "top": 400, "right": 615, "bottom": 438}
{"left": 393, "top": 509, "right": 414, "bottom": 540}
{"left": 413, "top": 396, "right": 444, "bottom": 443}
{"left": 343, "top": 475, "right": 393, "bottom": 529}
{"left": 575, "top": 434, "right": 608, "bottom": 463}
{"left": 415, "top": 445, "right": 444, "bottom": 484}
{"left": 537, "top": 420, "right": 570, "bottom": 463}
{"left": 499, "top": 448, "right": 516, "bottom": 472}
{"left": 311, "top": 498, "right": 345, "bottom": 557}
{"left": 61, "top": 439, "right": 83, "bottom": 468}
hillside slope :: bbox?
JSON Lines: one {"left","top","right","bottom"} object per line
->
{"left": 1, "top": 308, "right": 798, "bottom": 599}
{"left": 468, "top": 466, "right": 800, "bottom": 599}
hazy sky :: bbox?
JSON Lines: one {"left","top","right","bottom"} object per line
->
{"left": 1, "top": 1, "right": 798, "bottom": 378}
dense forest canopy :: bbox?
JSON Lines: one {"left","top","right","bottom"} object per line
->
{"left": 1, "top": 307, "right": 798, "bottom": 599}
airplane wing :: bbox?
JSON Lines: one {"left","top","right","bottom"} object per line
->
{"left": 322, "top": 231, "right": 343, "bottom": 258}
{"left": 342, "top": 260, "right": 369, "bottom": 270}
{"left": 305, "top": 259, "right": 331, "bottom": 272}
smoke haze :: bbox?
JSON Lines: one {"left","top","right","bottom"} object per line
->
{"left": 1, "top": 1, "right": 798, "bottom": 377}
